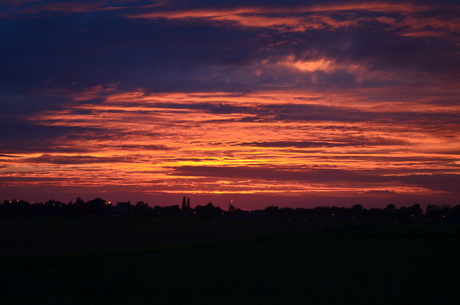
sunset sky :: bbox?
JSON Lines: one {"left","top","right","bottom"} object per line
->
{"left": 1, "top": 0, "right": 459, "bottom": 209}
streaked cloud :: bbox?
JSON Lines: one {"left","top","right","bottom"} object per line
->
{"left": 129, "top": 2, "right": 460, "bottom": 40}
{"left": 23, "top": 154, "right": 133, "bottom": 165}
{"left": 0, "top": 0, "right": 168, "bottom": 18}
{"left": 1, "top": 0, "right": 459, "bottom": 208}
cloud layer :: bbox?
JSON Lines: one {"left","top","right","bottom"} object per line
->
{"left": 1, "top": 0, "right": 459, "bottom": 207}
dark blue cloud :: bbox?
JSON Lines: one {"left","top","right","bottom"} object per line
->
{"left": 2, "top": 0, "right": 459, "bottom": 112}
{"left": 0, "top": 118, "right": 102, "bottom": 153}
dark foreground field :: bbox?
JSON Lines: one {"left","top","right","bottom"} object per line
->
{"left": 1, "top": 217, "right": 460, "bottom": 305}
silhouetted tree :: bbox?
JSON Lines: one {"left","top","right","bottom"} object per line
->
{"left": 157, "top": 205, "right": 181, "bottom": 218}
{"left": 71, "top": 197, "right": 87, "bottom": 215}
{"left": 1, "top": 199, "right": 30, "bottom": 214}
{"left": 30, "top": 199, "right": 66, "bottom": 215}
{"left": 86, "top": 198, "right": 107, "bottom": 215}
{"left": 134, "top": 201, "right": 151, "bottom": 217}
{"left": 425, "top": 204, "right": 441, "bottom": 220}
{"left": 350, "top": 204, "right": 366, "bottom": 217}
{"left": 152, "top": 205, "right": 164, "bottom": 218}
{"left": 439, "top": 205, "right": 452, "bottom": 220}
{"left": 386, "top": 204, "right": 396, "bottom": 210}
{"left": 382, "top": 204, "right": 396, "bottom": 219}
{"left": 280, "top": 207, "right": 295, "bottom": 219}
{"left": 194, "top": 203, "right": 223, "bottom": 219}
{"left": 451, "top": 204, "right": 460, "bottom": 221}
{"left": 4, "top": 195, "right": 460, "bottom": 222}
{"left": 264, "top": 206, "right": 280, "bottom": 218}
{"left": 408, "top": 203, "right": 423, "bottom": 218}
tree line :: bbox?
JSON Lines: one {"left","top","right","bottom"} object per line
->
{"left": 1, "top": 197, "right": 459, "bottom": 221}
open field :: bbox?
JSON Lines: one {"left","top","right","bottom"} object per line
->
{"left": 0, "top": 217, "right": 333, "bottom": 258}
{"left": 1, "top": 217, "right": 460, "bottom": 304}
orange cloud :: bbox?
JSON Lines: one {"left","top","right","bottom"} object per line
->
{"left": 129, "top": 7, "right": 362, "bottom": 32}
{"left": 1, "top": 88, "right": 455, "bottom": 198}
{"left": 253, "top": 55, "right": 390, "bottom": 86}
{"left": 128, "top": 2, "right": 460, "bottom": 39}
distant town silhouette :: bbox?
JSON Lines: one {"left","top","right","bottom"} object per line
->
{"left": 2, "top": 197, "right": 459, "bottom": 222}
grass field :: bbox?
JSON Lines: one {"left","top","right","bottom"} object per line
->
{"left": 1, "top": 218, "right": 460, "bottom": 304}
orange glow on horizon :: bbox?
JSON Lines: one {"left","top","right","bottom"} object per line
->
{"left": 2, "top": 89, "right": 458, "bottom": 199}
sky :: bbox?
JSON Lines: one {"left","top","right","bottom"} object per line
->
{"left": 1, "top": 0, "right": 459, "bottom": 210}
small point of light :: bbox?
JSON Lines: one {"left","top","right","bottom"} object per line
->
{"left": 332, "top": 213, "right": 335, "bottom": 216}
